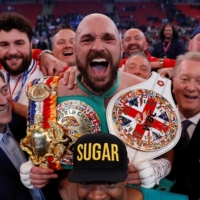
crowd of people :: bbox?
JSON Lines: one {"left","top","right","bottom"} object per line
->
{"left": 0, "top": 7, "right": 200, "bottom": 200}
{"left": 30, "top": 2, "right": 199, "bottom": 56}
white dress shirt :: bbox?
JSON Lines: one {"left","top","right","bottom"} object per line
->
{"left": 0, "top": 125, "right": 45, "bottom": 200}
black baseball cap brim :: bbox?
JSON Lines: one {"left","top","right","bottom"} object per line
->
{"left": 68, "top": 169, "right": 127, "bottom": 183}
{"left": 191, "top": 26, "right": 200, "bottom": 39}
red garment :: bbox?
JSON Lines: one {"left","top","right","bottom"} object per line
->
{"left": 119, "top": 50, "right": 176, "bottom": 69}
{"left": 32, "top": 48, "right": 42, "bottom": 60}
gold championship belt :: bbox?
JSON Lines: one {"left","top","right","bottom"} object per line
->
{"left": 21, "top": 77, "right": 108, "bottom": 170}
{"left": 20, "top": 76, "right": 75, "bottom": 170}
{"left": 107, "top": 72, "right": 181, "bottom": 164}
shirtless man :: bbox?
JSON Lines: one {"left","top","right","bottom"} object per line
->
{"left": 20, "top": 14, "right": 173, "bottom": 200}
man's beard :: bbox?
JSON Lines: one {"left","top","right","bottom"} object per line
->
{"left": 165, "top": 35, "right": 173, "bottom": 40}
{"left": 77, "top": 51, "right": 120, "bottom": 93}
{"left": 0, "top": 49, "right": 32, "bottom": 75}
{"left": 126, "top": 44, "right": 144, "bottom": 56}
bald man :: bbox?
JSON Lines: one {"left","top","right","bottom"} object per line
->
{"left": 124, "top": 52, "right": 151, "bottom": 79}
{"left": 120, "top": 28, "right": 176, "bottom": 72}
{"left": 20, "top": 14, "right": 174, "bottom": 200}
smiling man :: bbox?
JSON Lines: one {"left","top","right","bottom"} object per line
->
{"left": 51, "top": 24, "right": 76, "bottom": 67}
{"left": 166, "top": 51, "right": 200, "bottom": 200}
{"left": 124, "top": 52, "right": 151, "bottom": 79}
{"left": 67, "top": 133, "right": 187, "bottom": 200}
{"left": 152, "top": 24, "right": 185, "bottom": 59}
{"left": 20, "top": 14, "right": 174, "bottom": 200}
{"left": 0, "top": 71, "right": 46, "bottom": 200}
{"left": 123, "top": 28, "right": 147, "bottom": 57}
{"left": 120, "top": 28, "right": 176, "bottom": 71}
{"left": 68, "top": 133, "right": 140, "bottom": 200}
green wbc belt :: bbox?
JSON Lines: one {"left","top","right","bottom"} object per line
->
{"left": 57, "top": 96, "right": 109, "bottom": 169}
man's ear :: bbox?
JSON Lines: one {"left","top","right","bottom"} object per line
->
{"left": 120, "top": 39, "right": 124, "bottom": 58}
{"left": 144, "top": 42, "right": 149, "bottom": 51}
{"left": 74, "top": 42, "right": 77, "bottom": 54}
{"left": 188, "top": 39, "right": 192, "bottom": 51}
{"left": 172, "top": 78, "right": 175, "bottom": 93}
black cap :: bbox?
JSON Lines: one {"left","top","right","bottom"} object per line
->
{"left": 191, "top": 26, "right": 200, "bottom": 39}
{"left": 68, "top": 132, "right": 128, "bottom": 183}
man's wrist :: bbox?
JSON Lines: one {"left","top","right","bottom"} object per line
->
{"left": 39, "top": 49, "right": 53, "bottom": 60}
{"left": 158, "top": 58, "right": 164, "bottom": 69}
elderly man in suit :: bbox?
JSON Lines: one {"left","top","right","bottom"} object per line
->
{"left": 167, "top": 51, "right": 200, "bottom": 200}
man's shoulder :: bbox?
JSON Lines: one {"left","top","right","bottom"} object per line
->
{"left": 119, "top": 71, "right": 144, "bottom": 89}
{"left": 57, "top": 78, "right": 85, "bottom": 97}
{"left": 9, "top": 112, "right": 27, "bottom": 143}
{"left": 155, "top": 40, "right": 163, "bottom": 45}
{"left": 126, "top": 186, "right": 143, "bottom": 200}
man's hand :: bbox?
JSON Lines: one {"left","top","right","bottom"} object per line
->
{"left": 127, "top": 164, "right": 141, "bottom": 185}
{"left": 29, "top": 166, "right": 58, "bottom": 188}
{"left": 157, "top": 68, "right": 174, "bottom": 79}
{"left": 134, "top": 158, "right": 171, "bottom": 189}
{"left": 20, "top": 160, "right": 58, "bottom": 189}
{"left": 134, "top": 161, "right": 156, "bottom": 188}
{"left": 39, "top": 53, "right": 67, "bottom": 76}
{"left": 60, "top": 66, "right": 79, "bottom": 89}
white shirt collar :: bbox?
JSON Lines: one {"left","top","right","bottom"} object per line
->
{"left": 178, "top": 108, "right": 200, "bottom": 125}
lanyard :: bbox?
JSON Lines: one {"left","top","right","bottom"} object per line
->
{"left": 163, "top": 40, "right": 171, "bottom": 53}
{"left": 6, "top": 60, "right": 36, "bottom": 102}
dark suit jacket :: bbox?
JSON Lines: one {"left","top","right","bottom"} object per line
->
{"left": 169, "top": 119, "right": 200, "bottom": 200}
{"left": 9, "top": 112, "right": 62, "bottom": 200}
{"left": 152, "top": 38, "right": 185, "bottom": 59}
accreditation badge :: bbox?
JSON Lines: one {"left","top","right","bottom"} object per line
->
{"left": 107, "top": 72, "right": 181, "bottom": 164}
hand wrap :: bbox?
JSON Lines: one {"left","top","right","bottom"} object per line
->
{"left": 135, "top": 158, "right": 171, "bottom": 188}
{"left": 20, "top": 159, "right": 35, "bottom": 189}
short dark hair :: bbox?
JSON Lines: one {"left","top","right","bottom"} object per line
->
{"left": 53, "top": 23, "right": 75, "bottom": 37}
{"left": 159, "top": 24, "right": 179, "bottom": 40}
{"left": 0, "top": 71, "right": 5, "bottom": 82}
{"left": 0, "top": 12, "right": 33, "bottom": 41}
{"left": 129, "top": 51, "right": 148, "bottom": 60}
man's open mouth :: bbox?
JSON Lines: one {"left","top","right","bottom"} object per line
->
{"left": 90, "top": 58, "right": 109, "bottom": 74}
{"left": 63, "top": 51, "right": 73, "bottom": 56}
{"left": 0, "top": 107, "right": 8, "bottom": 115}
{"left": 184, "top": 94, "right": 198, "bottom": 99}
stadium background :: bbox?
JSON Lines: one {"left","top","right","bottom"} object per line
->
{"left": 0, "top": 0, "right": 199, "bottom": 53}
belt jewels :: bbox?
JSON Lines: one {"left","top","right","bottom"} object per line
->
{"left": 20, "top": 76, "right": 72, "bottom": 170}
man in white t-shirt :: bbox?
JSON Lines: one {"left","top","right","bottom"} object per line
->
{"left": 0, "top": 13, "right": 76, "bottom": 118}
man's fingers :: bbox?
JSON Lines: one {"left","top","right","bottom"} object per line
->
{"left": 31, "top": 181, "right": 50, "bottom": 189}
{"left": 127, "top": 164, "right": 141, "bottom": 185}
{"left": 127, "top": 171, "right": 140, "bottom": 181}
{"left": 30, "top": 172, "right": 58, "bottom": 180}
{"left": 68, "top": 70, "right": 76, "bottom": 89}
{"left": 40, "top": 65, "right": 48, "bottom": 76}
{"left": 47, "top": 66, "right": 55, "bottom": 76}
{"left": 139, "top": 167, "right": 154, "bottom": 179}
{"left": 62, "top": 69, "right": 70, "bottom": 85}
{"left": 31, "top": 166, "right": 54, "bottom": 174}
{"left": 59, "top": 72, "right": 64, "bottom": 78}
{"left": 127, "top": 178, "right": 141, "bottom": 185}
{"left": 128, "top": 164, "right": 137, "bottom": 172}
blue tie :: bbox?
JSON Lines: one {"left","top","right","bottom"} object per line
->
{"left": 2, "top": 133, "right": 45, "bottom": 200}
{"left": 181, "top": 120, "right": 193, "bottom": 146}
{"left": 2, "top": 133, "right": 26, "bottom": 172}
